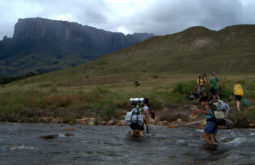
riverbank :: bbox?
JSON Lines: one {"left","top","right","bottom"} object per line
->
{"left": 1, "top": 101, "right": 254, "bottom": 129}
{"left": 1, "top": 74, "right": 254, "bottom": 128}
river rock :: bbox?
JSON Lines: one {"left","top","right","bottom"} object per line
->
{"left": 88, "top": 118, "right": 96, "bottom": 126}
{"left": 150, "top": 119, "right": 156, "bottom": 125}
{"left": 167, "top": 124, "right": 176, "bottom": 128}
{"left": 225, "top": 119, "right": 234, "bottom": 128}
{"left": 76, "top": 117, "right": 91, "bottom": 124}
{"left": 64, "top": 133, "right": 74, "bottom": 137}
{"left": 65, "top": 127, "right": 74, "bottom": 131}
{"left": 101, "top": 121, "right": 107, "bottom": 125}
{"left": 117, "top": 120, "right": 126, "bottom": 126}
{"left": 51, "top": 118, "right": 63, "bottom": 123}
{"left": 177, "top": 118, "right": 182, "bottom": 123}
{"left": 39, "top": 117, "right": 52, "bottom": 122}
{"left": 249, "top": 122, "right": 255, "bottom": 127}
{"left": 190, "top": 105, "right": 198, "bottom": 111}
{"left": 41, "top": 135, "right": 58, "bottom": 139}
{"left": 183, "top": 104, "right": 191, "bottom": 109}
{"left": 68, "top": 121, "right": 74, "bottom": 125}
{"left": 107, "top": 120, "right": 115, "bottom": 125}
{"left": 189, "top": 112, "right": 199, "bottom": 120}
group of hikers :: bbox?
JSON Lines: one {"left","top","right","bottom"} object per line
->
{"left": 196, "top": 72, "right": 220, "bottom": 100}
{"left": 125, "top": 72, "right": 247, "bottom": 145}
{"left": 196, "top": 72, "right": 246, "bottom": 112}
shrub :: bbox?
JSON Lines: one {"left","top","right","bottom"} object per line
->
{"left": 134, "top": 81, "right": 140, "bottom": 87}
{"left": 172, "top": 81, "right": 196, "bottom": 95}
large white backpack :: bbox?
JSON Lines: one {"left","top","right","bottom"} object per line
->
{"left": 125, "top": 108, "right": 145, "bottom": 126}
{"left": 209, "top": 100, "right": 230, "bottom": 125}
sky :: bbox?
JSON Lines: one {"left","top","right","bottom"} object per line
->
{"left": 1, "top": 0, "right": 255, "bottom": 39}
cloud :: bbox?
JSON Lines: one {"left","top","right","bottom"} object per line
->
{"left": 0, "top": 0, "right": 255, "bottom": 39}
{"left": 118, "top": 0, "right": 246, "bottom": 34}
{"left": 0, "top": 0, "right": 107, "bottom": 38}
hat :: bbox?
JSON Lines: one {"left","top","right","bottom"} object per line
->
{"left": 212, "top": 72, "right": 216, "bottom": 75}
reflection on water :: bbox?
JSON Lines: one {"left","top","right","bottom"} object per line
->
{"left": 0, "top": 123, "right": 254, "bottom": 165}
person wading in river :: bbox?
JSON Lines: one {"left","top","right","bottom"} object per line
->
{"left": 129, "top": 98, "right": 151, "bottom": 137}
{"left": 195, "top": 96, "right": 218, "bottom": 144}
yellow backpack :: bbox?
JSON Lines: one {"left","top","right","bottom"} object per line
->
{"left": 234, "top": 84, "right": 244, "bottom": 96}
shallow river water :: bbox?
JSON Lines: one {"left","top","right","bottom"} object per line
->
{"left": 0, "top": 123, "right": 255, "bottom": 165}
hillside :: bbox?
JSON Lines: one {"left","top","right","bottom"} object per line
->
{"left": 0, "top": 17, "right": 153, "bottom": 77}
{"left": 1, "top": 25, "right": 255, "bottom": 126}
{"left": 19, "top": 25, "right": 255, "bottom": 86}
{"left": 89, "top": 25, "right": 255, "bottom": 75}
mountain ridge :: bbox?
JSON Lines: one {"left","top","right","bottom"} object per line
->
{"left": 0, "top": 17, "right": 153, "bottom": 77}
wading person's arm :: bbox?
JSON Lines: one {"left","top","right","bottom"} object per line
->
{"left": 196, "top": 104, "right": 210, "bottom": 115}
{"left": 145, "top": 109, "right": 151, "bottom": 129}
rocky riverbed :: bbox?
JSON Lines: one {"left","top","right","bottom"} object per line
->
{"left": 2, "top": 102, "right": 254, "bottom": 128}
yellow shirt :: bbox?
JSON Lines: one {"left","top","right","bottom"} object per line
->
{"left": 197, "top": 77, "right": 206, "bottom": 86}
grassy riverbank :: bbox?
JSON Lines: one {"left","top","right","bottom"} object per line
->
{"left": 0, "top": 73, "right": 254, "bottom": 126}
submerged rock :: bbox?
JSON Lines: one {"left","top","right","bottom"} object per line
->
{"left": 68, "top": 121, "right": 74, "bottom": 125}
{"left": 40, "top": 133, "right": 74, "bottom": 140}
{"left": 65, "top": 127, "right": 74, "bottom": 131}
{"left": 40, "top": 135, "right": 58, "bottom": 140}
{"left": 225, "top": 119, "right": 234, "bottom": 129}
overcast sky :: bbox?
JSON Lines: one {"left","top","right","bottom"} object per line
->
{"left": 1, "top": 0, "right": 255, "bottom": 39}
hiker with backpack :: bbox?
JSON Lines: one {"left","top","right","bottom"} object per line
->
{"left": 197, "top": 74, "right": 207, "bottom": 97}
{"left": 125, "top": 98, "right": 151, "bottom": 137}
{"left": 210, "top": 72, "right": 220, "bottom": 100}
{"left": 195, "top": 96, "right": 230, "bottom": 144}
{"left": 232, "top": 83, "right": 245, "bottom": 112}
{"left": 195, "top": 96, "right": 218, "bottom": 144}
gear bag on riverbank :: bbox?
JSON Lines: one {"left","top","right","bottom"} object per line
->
{"left": 209, "top": 99, "right": 230, "bottom": 125}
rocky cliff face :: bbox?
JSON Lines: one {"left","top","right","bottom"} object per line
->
{"left": 0, "top": 18, "right": 153, "bottom": 77}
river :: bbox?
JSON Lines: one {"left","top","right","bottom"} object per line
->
{"left": 0, "top": 123, "right": 254, "bottom": 165}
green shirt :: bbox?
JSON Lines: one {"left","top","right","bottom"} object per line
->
{"left": 210, "top": 77, "right": 219, "bottom": 89}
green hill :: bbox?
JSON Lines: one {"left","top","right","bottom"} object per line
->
{"left": 17, "top": 24, "right": 254, "bottom": 86}
{"left": 89, "top": 25, "right": 255, "bottom": 74}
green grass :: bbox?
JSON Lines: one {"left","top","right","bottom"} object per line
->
{"left": 1, "top": 72, "right": 254, "bottom": 122}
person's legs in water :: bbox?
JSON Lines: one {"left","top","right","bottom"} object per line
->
{"left": 203, "top": 120, "right": 217, "bottom": 144}
{"left": 139, "top": 131, "right": 144, "bottom": 137}
{"left": 209, "top": 134, "right": 216, "bottom": 143}
{"left": 130, "top": 123, "right": 144, "bottom": 137}
{"left": 130, "top": 129, "right": 135, "bottom": 136}
{"left": 130, "top": 124, "right": 138, "bottom": 136}
{"left": 202, "top": 132, "right": 212, "bottom": 143}
{"left": 209, "top": 123, "right": 218, "bottom": 144}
